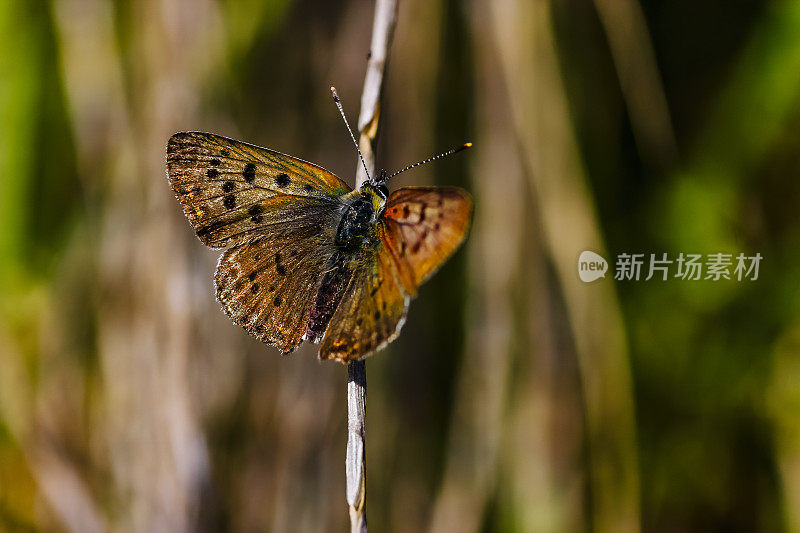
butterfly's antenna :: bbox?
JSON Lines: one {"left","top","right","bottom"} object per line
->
{"left": 330, "top": 86, "right": 372, "bottom": 182}
{"left": 384, "top": 142, "right": 472, "bottom": 182}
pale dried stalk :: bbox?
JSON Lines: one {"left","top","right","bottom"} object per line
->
{"left": 346, "top": 1, "right": 397, "bottom": 532}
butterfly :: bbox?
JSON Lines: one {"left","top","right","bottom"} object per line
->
{"left": 166, "top": 101, "right": 471, "bottom": 362}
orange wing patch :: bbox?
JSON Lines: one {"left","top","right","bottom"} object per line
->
{"left": 381, "top": 187, "right": 472, "bottom": 294}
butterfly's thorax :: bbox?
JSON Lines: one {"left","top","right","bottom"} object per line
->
{"left": 335, "top": 188, "right": 385, "bottom": 251}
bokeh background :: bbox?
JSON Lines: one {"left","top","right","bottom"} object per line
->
{"left": 2, "top": 0, "right": 800, "bottom": 531}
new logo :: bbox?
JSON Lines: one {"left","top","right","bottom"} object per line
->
{"left": 578, "top": 251, "right": 608, "bottom": 282}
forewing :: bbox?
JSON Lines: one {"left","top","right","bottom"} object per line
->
{"left": 215, "top": 214, "right": 340, "bottom": 353}
{"left": 319, "top": 236, "right": 410, "bottom": 362}
{"left": 381, "top": 187, "right": 472, "bottom": 294}
{"left": 167, "top": 131, "right": 351, "bottom": 248}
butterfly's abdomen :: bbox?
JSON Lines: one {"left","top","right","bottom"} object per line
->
{"left": 335, "top": 196, "right": 376, "bottom": 251}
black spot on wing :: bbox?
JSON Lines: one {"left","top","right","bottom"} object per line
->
{"left": 276, "top": 173, "right": 291, "bottom": 187}
{"left": 248, "top": 204, "right": 263, "bottom": 223}
{"left": 275, "top": 252, "right": 287, "bottom": 275}
{"left": 223, "top": 194, "right": 236, "bottom": 209}
{"left": 243, "top": 163, "right": 256, "bottom": 182}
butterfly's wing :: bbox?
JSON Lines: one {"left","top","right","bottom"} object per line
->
{"left": 380, "top": 187, "right": 473, "bottom": 295}
{"left": 167, "top": 131, "right": 351, "bottom": 248}
{"left": 319, "top": 230, "right": 411, "bottom": 362}
{"left": 215, "top": 218, "right": 340, "bottom": 353}
{"left": 167, "top": 131, "right": 350, "bottom": 352}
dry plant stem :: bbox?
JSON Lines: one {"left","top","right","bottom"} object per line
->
{"left": 346, "top": 1, "right": 397, "bottom": 532}
{"left": 355, "top": 0, "right": 398, "bottom": 187}
{"left": 346, "top": 361, "right": 368, "bottom": 531}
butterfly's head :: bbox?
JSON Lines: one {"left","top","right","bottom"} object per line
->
{"left": 362, "top": 172, "right": 390, "bottom": 200}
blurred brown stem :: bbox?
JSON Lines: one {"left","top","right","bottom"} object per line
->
{"left": 346, "top": 1, "right": 397, "bottom": 532}
{"left": 489, "top": 1, "right": 641, "bottom": 531}
{"left": 592, "top": 0, "right": 676, "bottom": 168}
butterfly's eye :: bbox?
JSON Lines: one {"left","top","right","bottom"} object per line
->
{"left": 376, "top": 184, "right": 389, "bottom": 199}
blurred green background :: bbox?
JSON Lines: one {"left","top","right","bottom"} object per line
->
{"left": 2, "top": 0, "right": 800, "bottom": 531}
